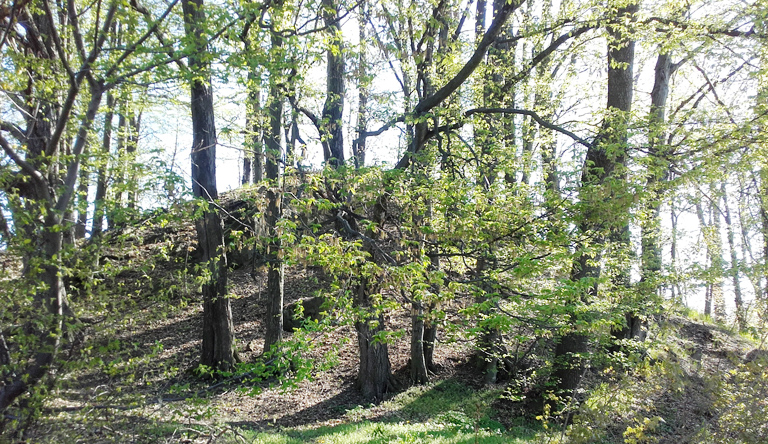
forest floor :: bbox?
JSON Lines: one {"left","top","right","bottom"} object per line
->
{"left": 5, "top": 207, "right": 767, "bottom": 444}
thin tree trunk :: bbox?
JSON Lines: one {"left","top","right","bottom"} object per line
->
{"left": 709, "top": 186, "right": 726, "bottom": 320}
{"left": 262, "top": 29, "right": 285, "bottom": 354}
{"left": 410, "top": 301, "right": 429, "bottom": 384}
{"left": 75, "top": 141, "right": 90, "bottom": 239}
{"left": 182, "top": 0, "right": 235, "bottom": 372}
{"left": 670, "top": 193, "right": 680, "bottom": 301}
{"left": 244, "top": 70, "right": 262, "bottom": 185}
{"left": 721, "top": 182, "right": 745, "bottom": 328}
{"left": 354, "top": 2, "right": 368, "bottom": 169}
{"left": 695, "top": 199, "right": 714, "bottom": 317}
{"left": 321, "top": 0, "right": 345, "bottom": 167}
{"left": 0, "top": 205, "right": 11, "bottom": 244}
{"left": 92, "top": 92, "right": 115, "bottom": 237}
{"left": 126, "top": 112, "right": 141, "bottom": 209}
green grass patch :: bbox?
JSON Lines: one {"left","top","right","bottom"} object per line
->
{"left": 231, "top": 381, "right": 543, "bottom": 444}
{"left": 241, "top": 420, "right": 537, "bottom": 444}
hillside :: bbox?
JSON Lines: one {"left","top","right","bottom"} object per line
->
{"left": 2, "top": 199, "right": 767, "bottom": 444}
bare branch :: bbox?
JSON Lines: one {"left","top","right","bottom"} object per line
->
{"left": 644, "top": 16, "right": 765, "bottom": 38}
{"left": 464, "top": 107, "right": 591, "bottom": 148}
{"left": 106, "top": 0, "right": 181, "bottom": 82}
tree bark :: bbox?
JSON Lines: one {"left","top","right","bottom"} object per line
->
{"left": 126, "top": 112, "right": 141, "bottom": 209}
{"left": 1, "top": 82, "right": 105, "bottom": 414}
{"left": 321, "top": 0, "right": 345, "bottom": 167}
{"left": 75, "top": 141, "right": 90, "bottom": 239}
{"left": 244, "top": 69, "right": 263, "bottom": 185}
{"left": 92, "top": 92, "right": 115, "bottom": 238}
{"left": 551, "top": 1, "right": 637, "bottom": 403}
{"left": 182, "top": 0, "right": 235, "bottom": 372}
{"left": 356, "top": 271, "right": 393, "bottom": 401}
{"left": 353, "top": 2, "right": 368, "bottom": 169}
{"left": 262, "top": 27, "right": 285, "bottom": 354}
{"left": 709, "top": 185, "right": 726, "bottom": 319}
{"left": 640, "top": 53, "right": 673, "bottom": 286}
{"left": 410, "top": 301, "right": 429, "bottom": 384}
{"left": 721, "top": 182, "right": 745, "bottom": 328}
{"left": 111, "top": 107, "right": 127, "bottom": 225}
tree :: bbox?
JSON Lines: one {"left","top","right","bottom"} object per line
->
{"left": 0, "top": 0, "right": 181, "bottom": 414}
{"left": 181, "top": 0, "right": 236, "bottom": 371}
{"left": 262, "top": 7, "right": 287, "bottom": 353}
{"left": 550, "top": 0, "right": 638, "bottom": 404}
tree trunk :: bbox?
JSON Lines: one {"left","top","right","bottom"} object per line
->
{"left": 670, "top": 192, "right": 680, "bottom": 301}
{"left": 353, "top": 201, "right": 393, "bottom": 400}
{"left": 182, "top": 0, "right": 235, "bottom": 372}
{"left": 0, "top": 205, "right": 11, "bottom": 244}
{"left": 262, "top": 29, "right": 285, "bottom": 354}
{"left": 354, "top": 2, "right": 368, "bottom": 169}
{"left": 244, "top": 69, "right": 263, "bottom": 185}
{"left": 695, "top": 194, "right": 723, "bottom": 319}
{"left": 721, "top": 182, "right": 745, "bottom": 328}
{"left": 111, "top": 107, "right": 127, "bottom": 225}
{"left": 321, "top": 0, "right": 345, "bottom": 167}
{"left": 640, "top": 53, "right": 673, "bottom": 288}
{"left": 709, "top": 186, "right": 726, "bottom": 319}
{"left": 551, "top": 1, "right": 637, "bottom": 403}
{"left": 356, "top": 272, "right": 393, "bottom": 401}
{"left": 92, "top": 92, "right": 115, "bottom": 238}
{"left": 126, "top": 112, "right": 141, "bottom": 209}
{"left": 75, "top": 141, "right": 90, "bottom": 239}
{"left": 0, "top": 225, "right": 65, "bottom": 412}
{"left": 410, "top": 301, "right": 429, "bottom": 384}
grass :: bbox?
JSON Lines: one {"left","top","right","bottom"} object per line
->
{"left": 229, "top": 380, "right": 544, "bottom": 444}
{"left": 242, "top": 421, "right": 520, "bottom": 444}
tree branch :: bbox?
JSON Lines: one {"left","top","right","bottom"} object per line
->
{"left": 0, "top": 119, "right": 25, "bottom": 142}
{"left": 644, "top": 16, "right": 765, "bottom": 38}
{"left": 466, "top": 108, "right": 591, "bottom": 148}
{"left": 0, "top": 133, "right": 48, "bottom": 198}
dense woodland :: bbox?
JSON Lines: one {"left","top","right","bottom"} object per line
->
{"left": 1, "top": 0, "right": 767, "bottom": 441}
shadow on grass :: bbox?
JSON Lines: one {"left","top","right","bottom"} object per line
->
{"left": 230, "top": 378, "right": 542, "bottom": 444}
{"left": 238, "top": 418, "right": 539, "bottom": 444}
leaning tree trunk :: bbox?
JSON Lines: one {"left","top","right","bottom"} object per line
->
{"left": 182, "top": 0, "right": 235, "bottom": 372}
{"left": 551, "top": 1, "right": 637, "bottom": 404}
